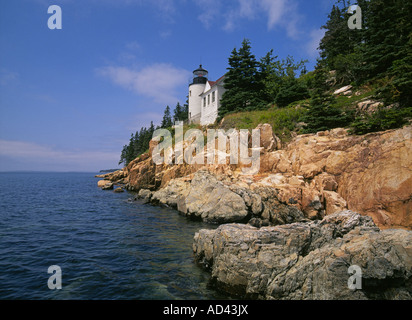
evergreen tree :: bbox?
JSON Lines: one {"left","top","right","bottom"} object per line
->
{"left": 319, "top": 0, "right": 366, "bottom": 84}
{"left": 161, "top": 105, "right": 173, "bottom": 128}
{"left": 132, "top": 130, "right": 140, "bottom": 158}
{"left": 257, "top": 51, "right": 309, "bottom": 107}
{"left": 301, "top": 65, "right": 353, "bottom": 133}
{"left": 274, "top": 56, "right": 309, "bottom": 107}
{"left": 125, "top": 133, "right": 136, "bottom": 165}
{"left": 219, "top": 39, "right": 266, "bottom": 118}
{"left": 182, "top": 98, "right": 189, "bottom": 121}
{"left": 359, "top": 0, "right": 409, "bottom": 81}
{"left": 118, "top": 144, "right": 128, "bottom": 166}
{"left": 173, "top": 102, "right": 187, "bottom": 122}
{"left": 275, "top": 77, "right": 309, "bottom": 108}
{"left": 148, "top": 121, "right": 155, "bottom": 137}
{"left": 258, "top": 49, "right": 280, "bottom": 103}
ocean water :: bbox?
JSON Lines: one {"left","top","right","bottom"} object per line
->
{"left": 0, "top": 172, "right": 222, "bottom": 300}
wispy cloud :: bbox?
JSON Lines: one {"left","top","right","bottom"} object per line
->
{"left": 0, "top": 69, "right": 19, "bottom": 86}
{"left": 96, "top": 63, "right": 191, "bottom": 105}
{"left": 0, "top": 139, "right": 120, "bottom": 171}
{"left": 197, "top": 0, "right": 222, "bottom": 29}
{"left": 125, "top": 41, "right": 141, "bottom": 51}
{"left": 198, "top": 0, "right": 301, "bottom": 37}
{"left": 306, "top": 28, "right": 325, "bottom": 58}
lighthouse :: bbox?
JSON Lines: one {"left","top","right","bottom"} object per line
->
{"left": 188, "top": 65, "right": 208, "bottom": 124}
{"left": 188, "top": 64, "right": 226, "bottom": 125}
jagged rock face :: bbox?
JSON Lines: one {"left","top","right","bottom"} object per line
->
{"left": 193, "top": 211, "right": 412, "bottom": 300}
{"left": 104, "top": 124, "right": 412, "bottom": 229}
{"left": 142, "top": 170, "right": 308, "bottom": 225}
{"left": 283, "top": 126, "right": 412, "bottom": 229}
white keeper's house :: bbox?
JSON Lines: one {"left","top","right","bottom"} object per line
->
{"left": 188, "top": 65, "right": 226, "bottom": 126}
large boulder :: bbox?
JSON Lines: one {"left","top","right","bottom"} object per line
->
{"left": 284, "top": 125, "right": 412, "bottom": 229}
{"left": 97, "top": 180, "right": 111, "bottom": 188}
{"left": 193, "top": 211, "right": 412, "bottom": 300}
{"left": 149, "top": 170, "right": 307, "bottom": 225}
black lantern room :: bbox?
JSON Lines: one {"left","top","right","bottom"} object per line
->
{"left": 191, "top": 64, "right": 208, "bottom": 85}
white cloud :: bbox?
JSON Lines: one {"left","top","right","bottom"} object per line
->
{"left": 96, "top": 63, "right": 191, "bottom": 105}
{"left": 260, "top": 0, "right": 286, "bottom": 29}
{"left": 306, "top": 28, "right": 325, "bottom": 58}
{"left": 197, "top": 0, "right": 301, "bottom": 37}
{"left": 197, "top": 0, "right": 222, "bottom": 29}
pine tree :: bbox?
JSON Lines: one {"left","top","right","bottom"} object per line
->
{"left": 132, "top": 130, "right": 140, "bottom": 158}
{"left": 319, "top": 4, "right": 351, "bottom": 69}
{"left": 118, "top": 145, "right": 128, "bottom": 166}
{"left": 161, "top": 105, "right": 173, "bottom": 128}
{"left": 148, "top": 121, "right": 155, "bottom": 137}
{"left": 301, "top": 65, "right": 353, "bottom": 133}
{"left": 182, "top": 98, "right": 189, "bottom": 121}
{"left": 219, "top": 39, "right": 266, "bottom": 118}
{"left": 173, "top": 102, "right": 187, "bottom": 122}
{"left": 359, "top": 0, "right": 407, "bottom": 80}
{"left": 259, "top": 49, "right": 279, "bottom": 103}
{"left": 125, "top": 133, "right": 136, "bottom": 165}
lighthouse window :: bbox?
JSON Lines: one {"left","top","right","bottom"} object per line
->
{"left": 189, "top": 90, "right": 192, "bottom": 97}
{"left": 204, "top": 97, "right": 206, "bottom": 107}
{"left": 208, "top": 94, "right": 210, "bottom": 105}
{"left": 212, "top": 91, "right": 215, "bottom": 103}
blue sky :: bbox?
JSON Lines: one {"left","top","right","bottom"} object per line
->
{"left": 0, "top": 0, "right": 335, "bottom": 172}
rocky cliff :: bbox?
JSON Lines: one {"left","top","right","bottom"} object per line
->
{"left": 193, "top": 210, "right": 412, "bottom": 300}
{"left": 97, "top": 124, "right": 412, "bottom": 300}
{"left": 98, "top": 123, "right": 412, "bottom": 230}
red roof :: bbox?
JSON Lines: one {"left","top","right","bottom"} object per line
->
{"left": 208, "top": 75, "right": 225, "bottom": 88}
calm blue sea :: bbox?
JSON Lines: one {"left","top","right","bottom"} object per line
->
{"left": 0, "top": 172, "right": 222, "bottom": 300}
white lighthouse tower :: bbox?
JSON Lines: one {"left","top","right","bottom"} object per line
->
{"left": 188, "top": 65, "right": 208, "bottom": 124}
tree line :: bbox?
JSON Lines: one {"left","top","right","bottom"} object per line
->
{"left": 118, "top": 102, "right": 188, "bottom": 166}
{"left": 317, "top": 0, "right": 411, "bottom": 134}
{"left": 219, "top": 0, "right": 411, "bottom": 134}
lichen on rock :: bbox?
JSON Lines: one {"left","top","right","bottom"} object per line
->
{"left": 193, "top": 211, "right": 412, "bottom": 300}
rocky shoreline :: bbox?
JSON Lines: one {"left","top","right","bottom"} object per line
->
{"left": 193, "top": 210, "right": 412, "bottom": 300}
{"left": 96, "top": 124, "right": 412, "bottom": 299}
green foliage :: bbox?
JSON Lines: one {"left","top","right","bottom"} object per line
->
{"left": 220, "top": 105, "right": 307, "bottom": 144}
{"left": 118, "top": 122, "right": 156, "bottom": 166}
{"left": 300, "top": 67, "right": 354, "bottom": 134}
{"left": 119, "top": 101, "right": 189, "bottom": 166}
{"left": 351, "top": 106, "right": 412, "bottom": 135}
{"left": 219, "top": 40, "right": 309, "bottom": 119}
{"left": 219, "top": 39, "right": 267, "bottom": 117}
{"left": 331, "top": 50, "right": 364, "bottom": 85}
{"left": 315, "top": 0, "right": 412, "bottom": 134}
{"left": 173, "top": 101, "right": 188, "bottom": 122}
{"left": 262, "top": 54, "right": 309, "bottom": 107}
{"left": 274, "top": 77, "right": 309, "bottom": 108}
{"left": 161, "top": 105, "right": 173, "bottom": 128}
{"left": 319, "top": 2, "right": 364, "bottom": 71}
